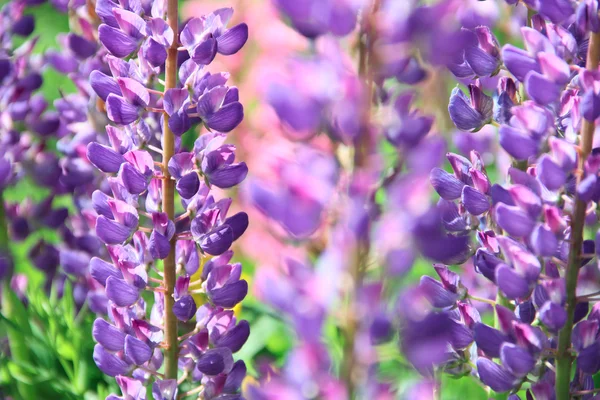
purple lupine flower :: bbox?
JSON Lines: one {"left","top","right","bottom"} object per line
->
{"left": 196, "top": 85, "right": 244, "bottom": 133}
{"left": 498, "top": 101, "right": 552, "bottom": 160}
{"left": 163, "top": 88, "right": 191, "bottom": 136}
{"left": 385, "top": 92, "right": 434, "bottom": 148}
{"left": 448, "top": 84, "right": 493, "bottom": 132}
{"left": 84, "top": 4, "right": 252, "bottom": 397}
{"left": 449, "top": 26, "right": 501, "bottom": 78}
{"left": 476, "top": 358, "right": 518, "bottom": 393}
{"left": 274, "top": 0, "right": 361, "bottom": 38}
{"left": 180, "top": 8, "right": 248, "bottom": 65}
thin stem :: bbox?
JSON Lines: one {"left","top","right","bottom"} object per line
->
{"left": 138, "top": 365, "right": 165, "bottom": 378}
{"left": 577, "top": 289, "right": 600, "bottom": 301}
{"left": 147, "top": 88, "right": 164, "bottom": 96}
{"left": 468, "top": 295, "right": 497, "bottom": 306}
{"left": 572, "top": 388, "right": 600, "bottom": 396}
{"left": 555, "top": 30, "right": 600, "bottom": 400}
{"left": 162, "top": 0, "right": 179, "bottom": 381}
{"left": 180, "top": 385, "right": 204, "bottom": 398}
{"left": 340, "top": 3, "right": 379, "bottom": 397}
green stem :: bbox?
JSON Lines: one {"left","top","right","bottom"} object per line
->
{"left": 161, "top": 0, "right": 179, "bottom": 380}
{"left": 555, "top": 31, "right": 600, "bottom": 400}
{"left": 0, "top": 192, "right": 35, "bottom": 398}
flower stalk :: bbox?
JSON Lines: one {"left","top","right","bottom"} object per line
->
{"left": 341, "top": 3, "right": 379, "bottom": 396}
{"left": 161, "top": 0, "right": 179, "bottom": 380}
{"left": 555, "top": 30, "right": 600, "bottom": 400}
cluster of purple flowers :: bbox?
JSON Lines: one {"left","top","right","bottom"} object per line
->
{"left": 0, "top": 0, "right": 109, "bottom": 310}
{"left": 84, "top": 1, "right": 251, "bottom": 398}
{"left": 412, "top": 0, "right": 600, "bottom": 398}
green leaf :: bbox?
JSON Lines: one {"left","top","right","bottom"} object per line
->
{"left": 236, "top": 315, "right": 287, "bottom": 375}
{"left": 440, "top": 374, "right": 488, "bottom": 400}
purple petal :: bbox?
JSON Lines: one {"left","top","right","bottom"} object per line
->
{"left": 95, "top": 0, "right": 119, "bottom": 27}
{"left": 223, "top": 360, "right": 246, "bottom": 392}
{"left": 204, "top": 102, "right": 244, "bottom": 132}
{"left": 98, "top": 24, "right": 138, "bottom": 58}
{"left": 191, "top": 38, "right": 217, "bottom": 65}
{"left": 474, "top": 323, "right": 509, "bottom": 357}
{"left": 149, "top": 230, "right": 171, "bottom": 260}
{"left": 538, "top": 52, "right": 570, "bottom": 84}
{"left": 90, "top": 70, "right": 122, "bottom": 101}
{"left": 209, "top": 279, "right": 247, "bottom": 308}
{"left": 152, "top": 379, "right": 178, "bottom": 400}
{"left": 449, "top": 320, "right": 474, "bottom": 350}
{"left": 500, "top": 343, "right": 535, "bottom": 378}
{"left": 508, "top": 184, "right": 542, "bottom": 218}
{"left": 476, "top": 358, "right": 517, "bottom": 392}
{"left": 172, "top": 295, "right": 197, "bottom": 321}
{"left": 581, "top": 90, "right": 600, "bottom": 122}
{"left": 68, "top": 33, "right": 97, "bottom": 59}
{"left": 537, "top": 154, "right": 566, "bottom": 190}
{"left": 93, "top": 344, "right": 131, "bottom": 377}
{"left": 465, "top": 45, "right": 499, "bottom": 77}
{"left": 525, "top": 71, "right": 560, "bottom": 106}
{"left": 168, "top": 111, "right": 191, "bottom": 136}
{"left": 430, "top": 168, "right": 465, "bottom": 200}
{"left": 92, "top": 190, "right": 114, "bottom": 219}
{"left": 224, "top": 212, "right": 248, "bottom": 241}
{"left": 577, "top": 341, "right": 600, "bottom": 374}
{"left": 106, "top": 276, "right": 140, "bottom": 307}
{"left": 495, "top": 203, "right": 535, "bottom": 237}
{"left": 12, "top": 15, "right": 35, "bottom": 36}
{"left": 462, "top": 186, "right": 490, "bottom": 215}
{"left": 106, "top": 94, "right": 139, "bottom": 125}
{"left": 90, "top": 257, "right": 123, "bottom": 286}
{"left": 538, "top": 0, "right": 574, "bottom": 23}
{"left": 539, "top": 301, "right": 567, "bottom": 331}
{"left": 163, "top": 88, "right": 188, "bottom": 116}
{"left": 419, "top": 276, "right": 458, "bottom": 308}
{"left": 217, "top": 23, "right": 248, "bottom": 55}
{"left": 214, "top": 320, "right": 250, "bottom": 352}
{"left": 502, "top": 44, "right": 540, "bottom": 82}
{"left": 197, "top": 86, "right": 228, "bottom": 117}
{"left": 176, "top": 172, "right": 200, "bottom": 199}
{"left": 516, "top": 300, "right": 536, "bottom": 324}
{"left": 117, "top": 77, "right": 150, "bottom": 107}
{"left": 87, "top": 142, "right": 126, "bottom": 173}
{"left": 96, "top": 216, "right": 132, "bottom": 245}
{"left": 120, "top": 163, "right": 148, "bottom": 195}
{"left": 60, "top": 249, "right": 91, "bottom": 277}
{"left": 113, "top": 8, "right": 147, "bottom": 39}
{"left": 448, "top": 87, "right": 484, "bottom": 132}
{"left": 143, "top": 38, "right": 168, "bottom": 68}
{"left": 499, "top": 125, "right": 539, "bottom": 160}
{"left": 530, "top": 224, "right": 558, "bottom": 257}
{"left": 496, "top": 264, "right": 530, "bottom": 300}
{"left": 167, "top": 152, "right": 195, "bottom": 180}
{"left": 196, "top": 348, "right": 234, "bottom": 376}
{"left": 93, "top": 318, "right": 126, "bottom": 351}
{"left": 125, "top": 335, "right": 152, "bottom": 365}
{"left": 207, "top": 162, "right": 248, "bottom": 189}
{"left": 200, "top": 225, "right": 234, "bottom": 255}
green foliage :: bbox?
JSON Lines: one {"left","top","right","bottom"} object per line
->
{"left": 0, "top": 281, "right": 117, "bottom": 399}
{"left": 238, "top": 296, "right": 293, "bottom": 376}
